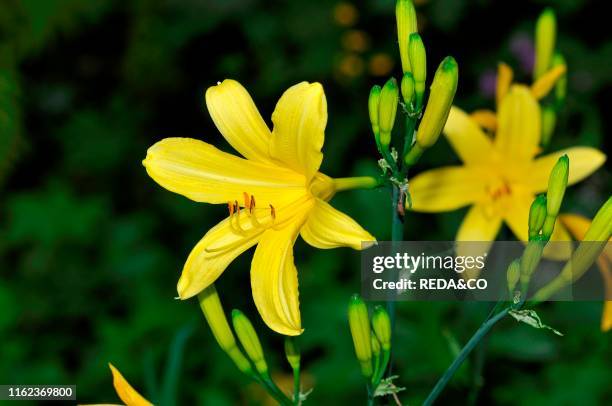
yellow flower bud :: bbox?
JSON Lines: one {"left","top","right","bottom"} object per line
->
{"left": 520, "top": 241, "right": 544, "bottom": 286}
{"left": 405, "top": 56, "right": 458, "bottom": 165}
{"left": 232, "top": 309, "right": 268, "bottom": 375}
{"left": 583, "top": 196, "right": 612, "bottom": 242}
{"left": 542, "top": 154, "right": 569, "bottom": 238}
{"left": 372, "top": 306, "right": 391, "bottom": 350}
{"left": 396, "top": 0, "right": 417, "bottom": 73}
{"left": 370, "top": 332, "right": 381, "bottom": 358}
{"left": 408, "top": 33, "right": 426, "bottom": 109}
{"left": 528, "top": 194, "right": 547, "bottom": 239}
{"left": 534, "top": 8, "right": 556, "bottom": 79}
{"left": 506, "top": 259, "right": 521, "bottom": 293}
{"left": 198, "top": 286, "right": 253, "bottom": 375}
{"left": 540, "top": 105, "right": 556, "bottom": 147}
{"left": 348, "top": 294, "right": 372, "bottom": 377}
{"left": 284, "top": 337, "right": 300, "bottom": 371}
{"left": 401, "top": 72, "right": 415, "bottom": 105}
{"left": 378, "top": 78, "right": 399, "bottom": 148}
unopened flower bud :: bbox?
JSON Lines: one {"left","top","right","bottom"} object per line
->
{"left": 528, "top": 195, "right": 547, "bottom": 239}
{"left": 396, "top": 0, "right": 417, "bottom": 73}
{"left": 231, "top": 309, "right": 268, "bottom": 375}
{"left": 583, "top": 196, "right": 612, "bottom": 242}
{"left": 405, "top": 56, "right": 458, "bottom": 165}
{"left": 378, "top": 78, "right": 399, "bottom": 148}
{"left": 520, "top": 241, "right": 544, "bottom": 287}
{"left": 370, "top": 332, "right": 381, "bottom": 358}
{"left": 198, "top": 286, "right": 253, "bottom": 375}
{"left": 534, "top": 8, "right": 556, "bottom": 79}
{"left": 401, "top": 72, "right": 415, "bottom": 105}
{"left": 348, "top": 294, "right": 372, "bottom": 377}
{"left": 369, "top": 85, "right": 381, "bottom": 137}
{"left": 408, "top": 33, "right": 426, "bottom": 109}
{"left": 541, "top": 106, "right": 556, "bottom": 147}
{"left": 284, "top": 337, "right": 300, "bottom": 371}
{"left": 506, "top": 259, "right": 521, "bottom": 294}
{"left": 552, "top": 52, "right": 567, "bottom": 106}
{"left": 372, "top": 306, "right": 392, "bottom": 351}
{"left": 542, "top": 154, "right": 569, "bottom": 238}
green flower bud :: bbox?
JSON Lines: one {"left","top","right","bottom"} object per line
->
{"left": 378, "top": 78, "right": 399, "bottom": 148}
{"left": 542, "top": 154, "right": 569, "bottom": 238}
{"left": 405, "top": 56, "right": 458, "bottom": 165}
{"left": 232, "top": 309, "right": 268, "bottom": 375}
{"left": 534, "top": 8, "right": 556, "bottom": 79}
{"left": 528, "top": 195, "right": 547, "bottom": 239}
{"left": 506, "top": 259, "right": 521, "bottom": 294}
{"left": 198, "top": 286, "right": 253, "bottom": 375}
{"left": 370, "top": 332, "right": 381, "bottom": 358}
{"left": 348, "top": 294, "right": 372, "bottom": 378}
{"left": 540, "top": 106, "right": 556, "bottom": 147}
{"left": 401, "top": 72, "right": 415, "bottom": 105}
{"left": 369, "top": 85, "right": 381, "bottom": 133}
{"left": 408, "top": 33, "right": 426, "bottom": 109}
{"left": 284, "top": 337, "right": 300, "bottom": 371}
{"left": 396, "top": 0, "right": 418, "bottom": 73}
{"left": 533, "top": 196, "right": 612, "bottom": 302}
{"left": 552, "top": 52, "right": 567, "bottom": 106}
{"left": 372, "top": 306, "right": 392, "bottom": 350}
{"left": 520, "top": 241, "right": 544, "bottom": 287}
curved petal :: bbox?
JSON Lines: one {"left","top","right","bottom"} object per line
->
{"left": 495, "top": 85, "right": 540, "bottom": 161}
{"left": 444, "top": 107, "right": 495, "bottom": 165}
{"left": 270, "top": 82, "right": 327, "bottom": 181}
{"left": 455, "top": 205, "right": 502, "bottom": 279}
{"left": 109, "top": 364, "right": 152, "bottom": 406}
{"left": 300, "top": 198, "right": 375, "bottom": 250}
{"left": 496, "top": 62, "right": 513, "bottom": 107}
{"left": 177, "top": 215, "right": 263, "bottom": 299}
{"left": 409, "top": 166, "right": 490, "bottom": 212}
{"left": 205, "top": 79, "right": 272, "bottom": 162}
{"left": 251, "top": 223, "right": 304, "bottom": 336}
{"left": 531, "top": 65, "right": 566, "bottom": 100}
{"left": 470, "top": 109, "right": 497, "bottom": 133}
{"left": 143, "top": 137, "right": 306, "bottom": 206}
{"left": 526, "top": 147, "right": 606, "bottom": 193}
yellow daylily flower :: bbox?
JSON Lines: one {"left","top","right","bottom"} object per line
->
{"left": 408, "top": 82, "right": 606, "bottom": 266}
{"left": 559, "top": 214, "right": 612, "bottom": 332}
{"left": 143, "top": 79, "right": 376, "bottom": 335}
{"left": 81, "top": 363, "right": 152, "bottom": 406}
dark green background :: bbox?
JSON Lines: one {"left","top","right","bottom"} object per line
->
{"left": 1, "top": 0, "right": 610, "bottom": 404}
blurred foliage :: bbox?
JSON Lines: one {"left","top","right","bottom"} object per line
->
{"left": 0, "top": 0, "right": 610, "bottom": 404}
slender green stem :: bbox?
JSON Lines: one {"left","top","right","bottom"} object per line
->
{"left": 251, "top": 373, "right": 292, "bottom": 406}
{"left": 423, "top": 307, "right": 511, "bottom": 406}
{"left": 292, "top": 367, "right": 300, "bottom": 405}
{"left": 334, "top": 176, "right": 383, "bottom": 192}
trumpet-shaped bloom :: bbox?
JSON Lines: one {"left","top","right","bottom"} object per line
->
{"left": 408, "top": 71, "right": 605, "bottom": 267}
{"left": 559, "top": 214, "right": 612, "bottom": 332}
{"left": 82, "top": 363, "right": 152, "bottom": 406}
{"left": 143, "top": 80, "right": 375, "bottom": 335}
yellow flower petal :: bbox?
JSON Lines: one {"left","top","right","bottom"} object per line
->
{"left": 177, "top": 215, "right": 263, "bottom": 300}
{"left": 143, "top": 137, "right": 306, "bottom": 206}
{"left": 470, "top": 109, "right": 497, "bottom": 133}
{"left": 496, "top": 62, "right": 513, "bottom": 107}
{"left": 455, "top": 205, "right": 502, "bottom": 279}
{"left": 409, "top": 166, "right": 490, "bottom": 212}
{"left": 109, "top": 364, "right": 152, "bottom": 406}
{"left": 270, "top": 82, "right": 327, "bottom": 181}
{"left": 300, "top": 198, "right": 375, "bottom": 250}
{"left": 531, "top": 65, "right": 566, "bottom": 100}
{"left": 205, "top": 79, "right": 272, "bottom": 162}
{"left": 251, "top": 222, "right": 307, "bottom": 336}
{"left": 495, "top": 85, "right": 541, "bottom": 161}
{"left": 602, "top": 300, "right": 612, "bottom": 332}
{"left": 559, "top": 213, "right": 591, "bottom": 239}
{"left": 526, "top": 147, "right": 606, "bottom": 193}
{"left": 444, "top": 107, "right": 495, "bottom": 164}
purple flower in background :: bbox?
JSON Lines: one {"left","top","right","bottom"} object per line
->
{"left": 510, "top": 33, "right": 535, "bottom": 74}
{"left": 479, "top": 69, "right": 497, "bottom": 99}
